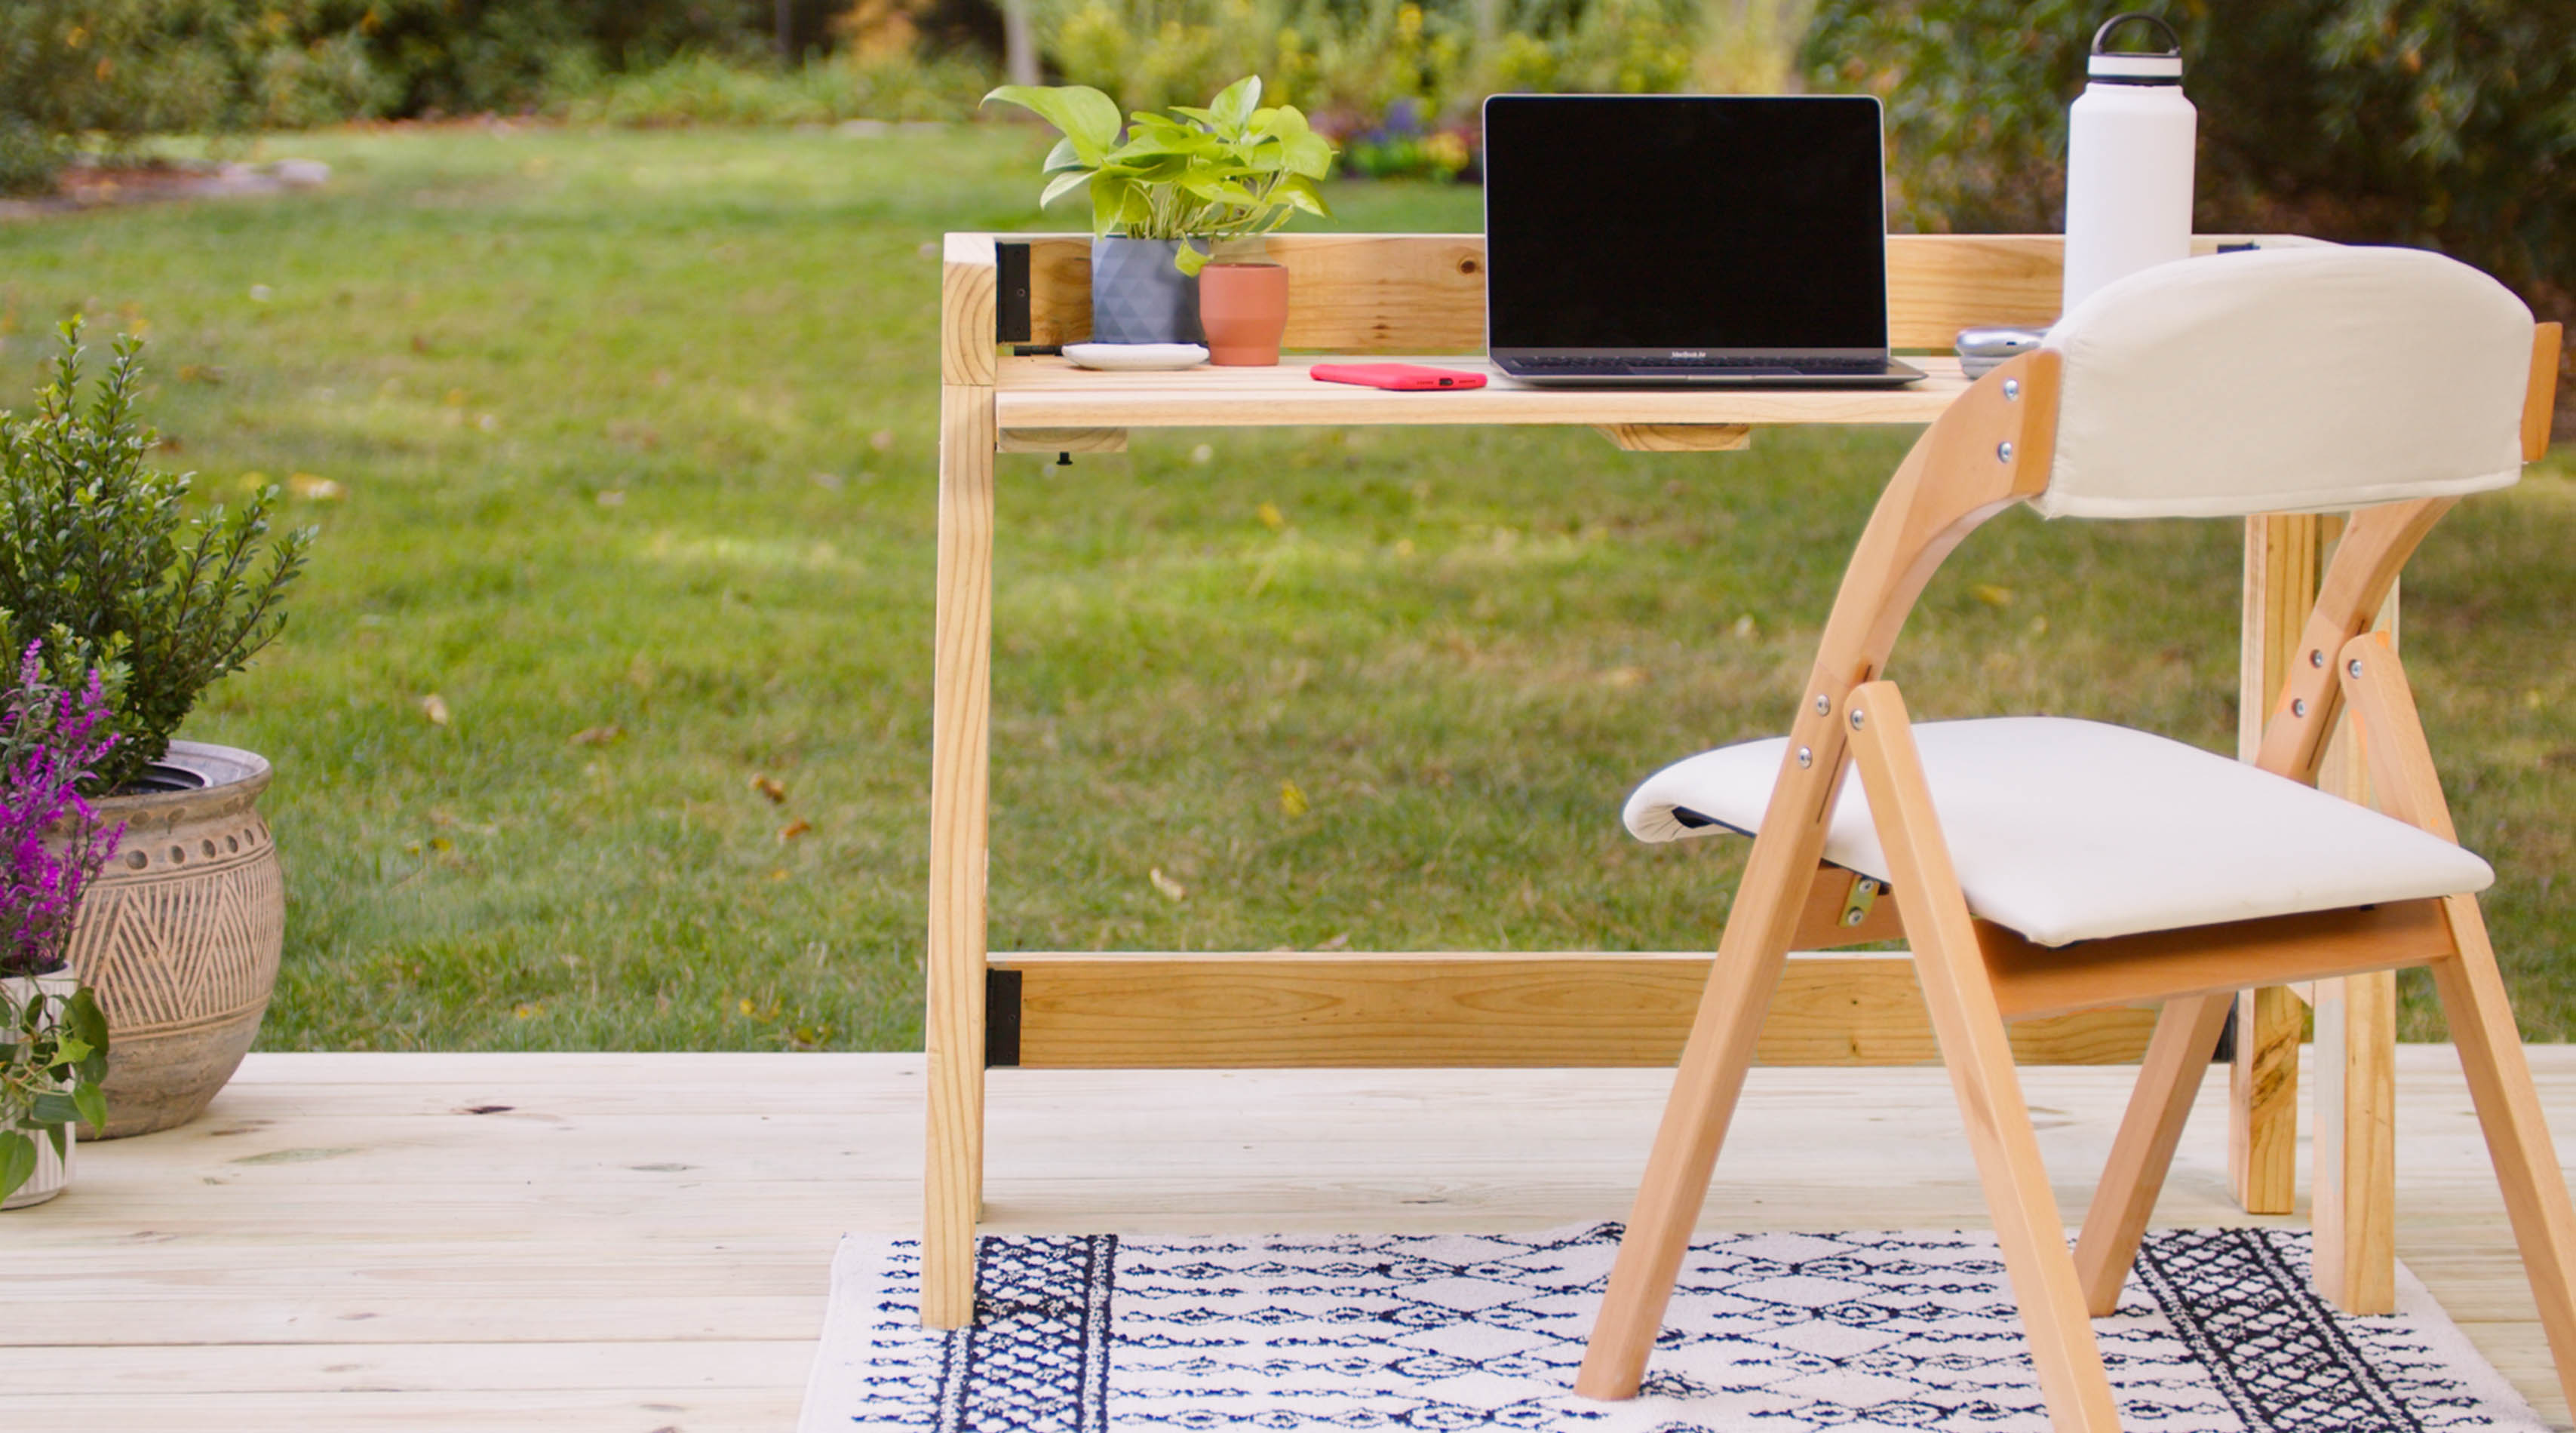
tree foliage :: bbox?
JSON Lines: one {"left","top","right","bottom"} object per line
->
{"left": 1804, "top": 0, "right": 2576, "bottom": 395}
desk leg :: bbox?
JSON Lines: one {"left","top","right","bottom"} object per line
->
{"left": 924, "top": 382, "right": 996, "bottom": 1330}
{"left": 2232, "top": 515, "right": 2314, "bottom": 1217}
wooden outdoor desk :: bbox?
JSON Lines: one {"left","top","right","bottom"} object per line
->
{"left": 923, "top": 231, "right": 2385, "bottom": 1329}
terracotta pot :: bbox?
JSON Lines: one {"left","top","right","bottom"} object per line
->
{"left": 66, "top": 741, "right": 284, "bottom": 1139}
{"left": 1199, "top": 262, "right": 1289, "bottom": 366}
{"left": 0, "top": 970, "right": 78, "bottom": 1209}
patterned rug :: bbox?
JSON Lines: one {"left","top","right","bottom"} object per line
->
{"left": 800, "top": 1226, "right": 2548, "bottom": 1431}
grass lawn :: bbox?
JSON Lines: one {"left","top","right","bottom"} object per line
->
{"left": 2, "top": 124, "right": 2570, "bottom": 1051}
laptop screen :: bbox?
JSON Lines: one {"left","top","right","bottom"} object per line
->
{"left": 1482, "top": 95, "right": 1890, "bottom": 353}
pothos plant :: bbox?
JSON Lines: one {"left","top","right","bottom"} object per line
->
{"left": 2, "top": 640, "right": 119, "bottom": 1203}
{"left": 983, "top": 75, "right": 1337, "bottom": 275}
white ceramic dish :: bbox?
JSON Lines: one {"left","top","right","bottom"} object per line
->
{"left": 1064, "top": 342, "right": 1208, "bottom": 372}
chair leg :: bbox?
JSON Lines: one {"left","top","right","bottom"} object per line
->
{"left": 2430, "top": 896, "right": 2576, "bottom": 1416}
{"left": 2073, "top": 993, "right": 2236, "bottom": 1315}
{"left": 2341, "top": 631, "right": 2576, "bottom": 1379}
{"left": 1847, "top": 682, "right": 2122, "bottom": 1432}
{"left": 1574, "top": 860, "right": 1813, "bottom": 1398}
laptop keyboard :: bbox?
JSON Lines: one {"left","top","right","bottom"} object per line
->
{"left": 1512, "top": 355, "right": 1888, "bottom": 376}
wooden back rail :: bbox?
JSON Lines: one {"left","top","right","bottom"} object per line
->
{"left": 942, "top": 232, "right": 2320, "bottom": 382}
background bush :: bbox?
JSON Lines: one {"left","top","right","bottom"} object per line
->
{"left": 1806, "top": 0, "right": 2576, "bottom": 427}
{"left": 1033, "top": 0, "right": 1702, "bottom": 123}
{"left": 0, "top": 0, "right": 792, "bottom": 190}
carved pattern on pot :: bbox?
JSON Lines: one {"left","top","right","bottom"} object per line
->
{"left": 66, "top": 742, "right": 284, "bottom": 1140}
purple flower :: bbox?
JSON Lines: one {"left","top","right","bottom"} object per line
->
{"left": 1, "top": 640, "right": 124, "bottom": 979}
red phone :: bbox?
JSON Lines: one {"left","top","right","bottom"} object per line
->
{"left": 1310, "top": 363, "right": 1488, "bottom": 391}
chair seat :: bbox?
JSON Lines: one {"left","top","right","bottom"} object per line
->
{"left": 1624, "top": 716, "right": 2493, "bottom": 947}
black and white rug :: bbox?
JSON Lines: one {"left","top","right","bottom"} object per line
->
{"left": 800, "top": 1226, "right": 2547, "bottom": 1431}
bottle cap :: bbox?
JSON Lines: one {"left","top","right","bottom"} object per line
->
{"left": 2088, "top": 12, "right": 2183, "bottom": 84}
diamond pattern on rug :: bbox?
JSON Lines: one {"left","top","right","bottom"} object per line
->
{"left": 802, "top": 1226, "right": 2549, "bottom": 1433}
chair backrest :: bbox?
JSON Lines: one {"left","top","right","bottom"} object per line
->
{"left": 2034, "top": 245, "right": 2535, "bottom": 520}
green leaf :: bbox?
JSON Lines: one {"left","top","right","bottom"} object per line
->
{"left": 0, "top": 1132, "right": 32, "bottom": 1201}
{"left": 31, "top": 1091, "right": 78, "bottom": 1126}
{"left": 72, "top": 1081, "right": 106, "bottom": 1133}
{"left": 1091, "top": 173, "right": 1133, "bottom": 236}
{"left": 981, "top": 84, "right": 1123, "bottom": 167}
{"left": 1183, "top": 179, "right": 1262, "bottom": 207}
{"left": 1040, "top": 137, "right": 1085, "bottom": 175}
{"left": 1208, "top": 76, "right": 1262, "bottom": 134}
{"left": 1255, "top": 105, "right": 1309, "bottom": 143}
{"left": 1039, "top": 169, "right": 1095, "bottom": 210}
{"left": 67, "top": 987, "right": 106, "bottom": 1054}
{"left": 1280, "top": 128, "right": 1337, "bottom": 180}
{"left": 1276, "top": 175, "right": 1330, "bottom": 217}
{"left": 1172, "top": 240, "right": 1213, "bottom": 277}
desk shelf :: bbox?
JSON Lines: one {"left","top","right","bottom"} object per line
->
{"left": 995, "top": 354, "right": 1970, "bottom": 431}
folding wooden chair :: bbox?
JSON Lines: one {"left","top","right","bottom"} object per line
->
{"left": 1573, "top": 245, "right": 2571, "bottom": 1429}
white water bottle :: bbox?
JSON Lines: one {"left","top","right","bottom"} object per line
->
{"left": 2062, "top": 12, "right": 2197, "bottom": 314}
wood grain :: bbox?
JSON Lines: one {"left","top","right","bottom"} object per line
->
{"left": 942, "top": 233, "right": 997, "bottom": 387}
{"left": 1977, "top": 901, "right": 2455, "bottom": 1021}
{"left": 2528, "top": 323, "right": 2565, "bottom": 462}
{"left": 996, "top": 353, "right": 1970, "bottom": 429}
{"left": 924, "top": 381, "right": 997, "bottom": 1330}
{"left": 17, "top": 1048, "right": 2576, "bottom": 1429}
{"left": 994, "top": 950, "right": 2160, "bottom": 1069}
{"left": 2231, "top": 512, "right": 2320, "bottom": 1217}
{"left": 2073, "top": 993, "right": 2237, "bottom": 1314}
{"left": 1002, "top": 232, "right": 2314, "bottom": 354}
{"left": 1595, "top": 423, "right": 1753, "bottom": 453}
{"left": 996, "top": 427, "right": 1127, "bottom": 453}
{"left": 2341, "top": 628, "right": 2576, "bottom": 1391}
{"left": 2312, "top": 587, "right": 2403, "bottom": 1313}
{"left": 1847, "top": 680, "right": 2122, "bottom": 1431}
{"left": 2316, "top": 964, "right": 2399, "bottom": 1312}
{"left": 2433, "top": 909, "right": 2576, "bottom": 1419}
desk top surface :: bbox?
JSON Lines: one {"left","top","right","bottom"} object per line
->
{"left": 993, "top": 354, "right": 1973, "bottom": 431}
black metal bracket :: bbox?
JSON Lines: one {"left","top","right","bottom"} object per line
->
{"left": 985, "top": 966, "right": 1023, "bottom": 1067}
{"left": 996, "top": 241, "right": 1032, "bottom": 345}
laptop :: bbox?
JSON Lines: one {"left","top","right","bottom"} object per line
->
{"left": 1482, "top": 94, "right": 1924, "bottom": 387}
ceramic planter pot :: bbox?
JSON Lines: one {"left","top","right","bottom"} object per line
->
{"left": 67, "top": 741, "right": 284, "bottom": 1139}
{"left": 1199, "top": 262, "right": 1291, "bottom": 366}
{"left": 1089, "top": 237, "right": 1202, "bottom": 345}
{"left": 1, "top": 970, "right": 79, "bottom": 1210}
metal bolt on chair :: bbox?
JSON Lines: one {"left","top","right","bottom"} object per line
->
{"left": 1573, "top": 244, "right": 2570, "bottom": 1431}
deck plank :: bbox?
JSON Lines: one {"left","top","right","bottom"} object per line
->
{"left": 10, "top": 1048, "right": 2574, "bottom": 1429}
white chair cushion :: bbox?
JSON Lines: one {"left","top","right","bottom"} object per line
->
{"left": 1624, "top": 716, "right": 2492, "bottom": 947}
{"left": 2036, "top": 245, "right": 2531, "bottom": 520}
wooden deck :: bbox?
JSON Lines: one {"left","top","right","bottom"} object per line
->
{"left": 15, "top": 1046, "right": 2576, "bottom": 1431}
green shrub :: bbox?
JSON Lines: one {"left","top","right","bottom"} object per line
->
{"left": 559, "top": 48, "right": 996, "bottom": 126}
{"left": 0, "top": 327, "right": 313, "bottom": 793}
{"left": 1801, "top": 0, "right": 2576, "bottom": 308}
{"left": 1033, "top": 0, "right": 1704, "bottom": 123}
{"left": 0, "top": 0, "right": 783, "bottom": 190}
{"left": 0, "top": 1, "right": 231, "bottom": 192}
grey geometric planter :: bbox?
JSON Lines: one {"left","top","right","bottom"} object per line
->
{"left": 1090, "top": 237, "right": 1203, "bottom": 345}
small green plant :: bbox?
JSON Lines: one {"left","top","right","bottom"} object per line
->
{"left": 0, "top": 324, "right": 314, "bottom": 793}
{"left": 983, "top": 75, "right": 1337, "bottom": 274}
{"left": 2, "top": 643, "right": 118, "bottom": 1203}
{"left": 0, "top": 978, "right": 107, "bottom": 1202}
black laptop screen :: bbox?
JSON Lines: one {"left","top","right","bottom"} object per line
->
{"left": 1482, "top": 95, "right": 1890, "bottom": 352}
